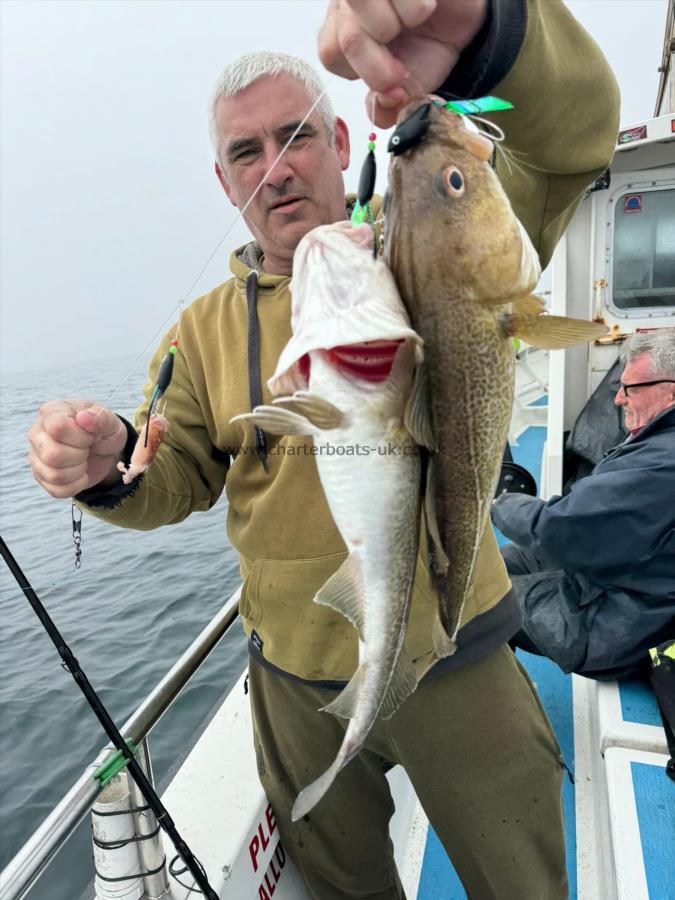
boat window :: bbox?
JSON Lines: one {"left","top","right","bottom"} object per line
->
{"left": 612, "top": 188, "right": 675, "bottom": 310}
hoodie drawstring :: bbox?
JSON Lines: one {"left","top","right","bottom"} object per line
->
{"left": 246, "top": 270, "right": 269, "bottom": 473}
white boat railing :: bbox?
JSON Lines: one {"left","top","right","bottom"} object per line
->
{"left": 0, "top": 587, "right": 242, "bottom": 900}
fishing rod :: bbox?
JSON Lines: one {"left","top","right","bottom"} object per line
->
{"left": 0, "top": 535, "right": 219, "bottom": 900}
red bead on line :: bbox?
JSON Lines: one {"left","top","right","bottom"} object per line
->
{"left": 369, "top": 133, "right": 376, "bottom": 141}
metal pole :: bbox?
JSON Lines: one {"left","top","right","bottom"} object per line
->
{"left": 130, "top": 739, "right": 172, "bottom": 900}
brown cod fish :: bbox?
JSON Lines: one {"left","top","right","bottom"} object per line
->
{"left": 384, "top": 99, "right": 607, "bottom": 651}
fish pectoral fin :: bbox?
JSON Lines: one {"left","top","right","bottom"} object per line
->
{"left": 273, "top": 393, "right": 345, "bottom": 430}
{"left": 320, "top": 665, "right": 366, "bottom": 719}
{"left": 379, "top": 650, "right": 418, "bottom": 719}
{"left": 505, "top": 309, "right": 608, "bottom": 348}
{"left": 432, "top": 610, "right": 457, "bottom": 659}
{"left": 314, "top": 555, "right": 364, "bottom": 635}
{"left": 423, "top": 460, "right": 449, "bottom": 576}
{"left": 511, "top": 293, "right": 546, "bottom": 317}
{"left": 230, "top": 405, "right": 317, "bottom": 437}
{"left": 404, "top": 363, "right": 436, "bottom": 450}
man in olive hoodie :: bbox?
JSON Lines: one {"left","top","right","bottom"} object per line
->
{"left": 28, "top": 1, "right": 620, "bottom": 897}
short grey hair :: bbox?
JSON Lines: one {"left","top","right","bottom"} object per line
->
{"left": 619, "top": 328, "right": 675, "bottom": 379}
{"left": 208, "top": 51, "right": 336, "bottom": 167}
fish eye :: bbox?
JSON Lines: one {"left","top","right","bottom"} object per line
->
{"left": 441, "top": 166, "right": 465, "bottom": 196}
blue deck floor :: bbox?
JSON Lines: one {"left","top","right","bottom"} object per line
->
{"left": 633, "top": 761, "right": 675, "bottom": 899}
{"left": 417, "top": 652, "right": 576, "bottom": 900}
{"left": 417, "top": 417, "right": 581, "bottom": 898}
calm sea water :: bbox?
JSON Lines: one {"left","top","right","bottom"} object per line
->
{"left": 0, "top": 354, "right": 248, "bottom": 899}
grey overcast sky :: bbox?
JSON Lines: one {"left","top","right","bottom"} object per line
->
{"left": 0, "top": 0, "right": 669, "bottom": 379}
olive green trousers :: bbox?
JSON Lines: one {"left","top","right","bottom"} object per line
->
{"left": 249, "top": 644, "right": 568, "bottom": 899}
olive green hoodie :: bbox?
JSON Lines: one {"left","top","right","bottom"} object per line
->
{"left": 78, "top": 0, "right": 620, "bottom": 683}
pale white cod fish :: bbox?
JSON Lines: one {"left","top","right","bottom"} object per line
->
{"left": 231, "top": 221, "right": 438, "bottom": 821}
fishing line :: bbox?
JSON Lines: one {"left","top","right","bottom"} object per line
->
{"left": 99, "top": 75, "right": 336, "bottom": 414}
{"left": 465, "top": 113, "right": 506, "bottom": 143}
{"left": 0, "top": 534, "right": 220, "bottom": 899}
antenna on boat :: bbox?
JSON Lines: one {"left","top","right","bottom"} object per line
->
{"left": 0, "top": 535, "right": 220, "bottom": 900}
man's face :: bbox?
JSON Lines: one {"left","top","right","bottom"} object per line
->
{"left": 214, "top": 73, "right": 350, "bottom": 275}
{"left": 615, "top": 352, "right": 675, "bottom": 431}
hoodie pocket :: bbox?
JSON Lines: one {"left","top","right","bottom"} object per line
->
{"left": 241, "top": 551, "right": 361, "bottom": 681}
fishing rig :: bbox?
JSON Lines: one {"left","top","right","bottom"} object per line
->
{"left": 349, "top": 94, "right": 514, "bottom": 264}
{"left": 387, "top": 94, "right": 514, "bottom": 156}
{"left": 144, "top": 338, "right": 179, "bottom": 445}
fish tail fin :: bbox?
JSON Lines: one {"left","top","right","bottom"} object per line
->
{"left": 295, "top": 651, "right": 419, "bottom": 819}
{"left": 291, "top": 754, "right": 346, "bottom": 822}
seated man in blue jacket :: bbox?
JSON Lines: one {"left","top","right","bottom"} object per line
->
{"left": 492, "top": 329, "right": 675, "bottom": 680}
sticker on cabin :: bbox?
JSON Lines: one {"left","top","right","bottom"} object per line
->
{"left": 671, "top": 119, "right": 675, "bottom": 133}
{"left": 623, "top": 194, "right": 642, "bottom": 214}
{"left": 618, "top": 125, "right": 647, "bottom": 144}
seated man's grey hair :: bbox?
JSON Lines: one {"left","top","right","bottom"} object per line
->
{"left": 619, "top": 328, "right": 675, "bottom": 379}
{"left": 208, "top": 51, "right": 336, "bottom": 167}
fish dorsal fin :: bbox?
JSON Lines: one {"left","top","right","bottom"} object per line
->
{"left": 273, "top": 392, "right": 345, "bottom": 430}
{"left": 314, "top": 554, "right": 364, "bottom": 635}
{"left": 511, "top": 293, "right": 545, "bottom": 317}
{"left": 505, "top": 310, "right": 608, "bottom": 349}
{"left": 404, "top": 363, "right": 436, "bottom": 450}
{"left": 423, "top": 459, "right": 449, "bottom": 576}
{"left": 230, "top": 405, "right": 318, "bottom": 437}
{"left": 321, "top": 665, "right": 366, "bottom": 719}
{"left": 378, "top": 650, "right": 418, "bottom": 719}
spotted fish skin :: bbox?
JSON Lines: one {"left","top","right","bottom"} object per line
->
{"left": 384, "top": 99, "right": 541, "bottom": 644}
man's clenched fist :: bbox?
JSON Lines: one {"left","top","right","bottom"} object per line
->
{"left": 28, "top": 400, "right": 127, "bottom": 498}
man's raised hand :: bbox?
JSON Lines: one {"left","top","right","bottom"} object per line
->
{"left": 318, "top": 0, "right": 487, "bottom": 126}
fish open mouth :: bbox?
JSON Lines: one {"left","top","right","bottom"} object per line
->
{"left": 327, "top": 340, "right": 404, "bottom": 382}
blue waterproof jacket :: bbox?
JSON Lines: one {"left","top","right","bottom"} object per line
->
{"left": 491, "top": 406, "right": 675, "bottom": 678}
